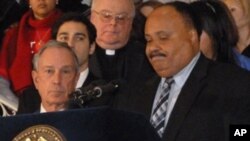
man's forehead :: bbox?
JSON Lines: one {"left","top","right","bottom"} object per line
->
{"left": 38, "top": 59, "right": 76, "bottom": 70}
{"left": 149, "top": 6, "right": 178, "bottom": 19}
{"left": 92, "top": 0, "right": 134, "bottom": 12}
{"left": 39, "top": 47, "right": 71, "bottom": 59}
{"left": 39, "top": 65, "right": 75, "bottom": 69}
{"left": 59, "top": 22, "right": 87, "bottom": 31}
{"left": 147, "top": 6, "right": 184, "bottom": 28}
{"left": 92, "top": 0, "right": 133, "bottom": 6}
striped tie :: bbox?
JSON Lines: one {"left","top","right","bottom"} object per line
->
{"left": 150, "top": 78, "right": 174, "bottom": 137}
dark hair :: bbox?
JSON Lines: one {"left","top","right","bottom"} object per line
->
{"left": 131, "top": 9, "right": 146, "bottom": 43}
{"left": 190, "top": 0, "right": 238, "bottom": 64}
{"left": 52, "top": 12, "right": 96, "bottom": 45}
{"left": 164, "top": 2, "right": 202, "bottom": 38}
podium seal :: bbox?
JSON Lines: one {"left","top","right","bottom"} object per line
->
{"left": 12, "top": 125, "right": 67, "bottom": 141}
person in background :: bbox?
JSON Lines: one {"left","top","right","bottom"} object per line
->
{"left": 115, "top": 2, "right": 250, "bottom": 140}
{"left": 32, "top": 40, "right": 79, "bottom": 112}
{"left": 137, "top": 1, "right": 163, "bottom": 17}
{"left": 131, "top": 1, "right": 163, "bottom": 44}
{"left": 53, "top": 13, "right": 97, "bottom": 87}
{"left": 223, "top": 0, "right": 250, "bottom": 57}
{"left": 89, "top": 0, "right": 154, "bottom": 83}
{"left": 222, "top": 0, "right": 250, "bottom": 70}
{"left": 0, "top": 0, "right": 62, "bottom": 115}
{"left": 0, "top": 0, "right": 25, "bottom": 117}
{"left": 190, "top": 0, "right": 238, "bottom": 65}
{"left": 18, "top": 13, "right": 103, "bottom": 114}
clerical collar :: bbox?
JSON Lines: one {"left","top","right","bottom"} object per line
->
{"left": 96, "top": 43, "right": 127, "bottom": 56}
{"left": 105, "top": 49, "right": 116, "bottom": 56}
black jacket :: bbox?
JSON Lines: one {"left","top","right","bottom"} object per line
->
{"left": 115, "top": 54, "right": 250, "bottom": 141}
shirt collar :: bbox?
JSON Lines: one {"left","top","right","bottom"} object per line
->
{"left": 40, "top": 104, "right": 65, "bottom": 113}
{"left": 161, "top": 52, "right": 201, "bottom": 88}
{"left": 75, "top": 68, "right": 89, "bottom": 89}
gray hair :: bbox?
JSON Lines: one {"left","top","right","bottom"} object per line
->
{"left": 32, "top": 40, "right": 79, "bottom": 72}
{"left": 91, "top": 0, "right": 136, "bottom": 18}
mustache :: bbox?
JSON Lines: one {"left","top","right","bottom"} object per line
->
{"left": 37, "top": 3, "right": 47, "bottom": 8}
{"left": 149, "top": 50, "right": 166, "bottom": 59}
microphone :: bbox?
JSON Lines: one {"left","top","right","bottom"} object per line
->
{"left": 91, "top": 81, "right": 119, "bottom": 98}
{"left": 69, "top": 80, "right": 119, "bottom": 108}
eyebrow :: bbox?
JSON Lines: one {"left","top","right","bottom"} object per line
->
{"left": 58, "top": 32, "right": 86, "bottom": 37}
{"left": 41, "top": 65, "right": 75, "bottom": 70}
{"left": 75, "top": 33, "right": 86, "bottom": 37}
{"left": 156, "top": 31, "right": 171, "bottom": 36}
{"left": 99, "top": 9, "right": 130, "bottom": 15}
{"left": 145, "top": 31, "right": 170, "bottom": 37}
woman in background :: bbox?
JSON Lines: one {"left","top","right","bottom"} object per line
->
{"left": 0, "top": 0, "right": 62, "bottom": 115}
{"left": 191, "top": 0, "right": 238, "bottom": 64}
{"left": 223, "top": 0, "right": 250, "bottom": 57}
{"left": 191, "top": 0, "right": 250, "bottom": 71}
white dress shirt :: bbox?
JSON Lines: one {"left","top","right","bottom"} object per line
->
{"left": 75, "top": 68, "right": 89, "bottom": 89}
{"left": 40, "top": 104, "right": 65, "bottom": 113}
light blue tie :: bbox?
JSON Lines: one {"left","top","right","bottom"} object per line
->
{"left": 150, "top": 78, "right": 174, "bottom": 137}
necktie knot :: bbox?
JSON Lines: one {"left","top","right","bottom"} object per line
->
{"left": 164, "top": 77, "right": 174, "bottom": 87}
{"left": 161, "top": 77, "right": 174, "bottom": 93}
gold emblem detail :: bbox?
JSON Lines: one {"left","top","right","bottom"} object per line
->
{"left": 12, "top": 125, "right": 67, "bottom": 141}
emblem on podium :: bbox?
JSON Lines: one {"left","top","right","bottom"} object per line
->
{"left": 13, "top": 125, "right": 67, "bottom": 141}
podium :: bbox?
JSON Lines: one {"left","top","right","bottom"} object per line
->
{"left": 0, "top": 107, "right": 160, "bottom": 141}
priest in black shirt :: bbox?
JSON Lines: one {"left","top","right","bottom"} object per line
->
{"left": 89, "top": 0, "right": 154, "bottom": 83}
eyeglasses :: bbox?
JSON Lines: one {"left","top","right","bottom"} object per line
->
{"left": 92, "top": 10, "right": 132, "bottom": 24}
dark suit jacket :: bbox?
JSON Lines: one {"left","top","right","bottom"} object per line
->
{"left": 115, "top": 54, "right": 250, "bottom": 141}
{"left": 17, "top": 71, "right": 99, "bottom": 114}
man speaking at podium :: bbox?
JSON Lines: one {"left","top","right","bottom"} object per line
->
{"left": 115, "top": 2, "right": 250, "bottom": 141}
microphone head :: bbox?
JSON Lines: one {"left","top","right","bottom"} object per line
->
{"left": 68, "top": 79, "right": 107, "bottom": 108}
{"left": 68, "top": 79, "right": 120, "bottom": 109}
{"left": 92, "top": 79, "right": 120, "bottom": 97}
{"left": 93, "top": 87, "right": 102, "bottom": 98}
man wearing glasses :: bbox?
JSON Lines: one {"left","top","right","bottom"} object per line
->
{"left": 89, "top": 0, "right": 154, "bottom": 84}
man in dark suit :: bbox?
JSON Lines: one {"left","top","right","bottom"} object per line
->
{"left": 115, "top": 2, "right": 250, "bottom": 141}
{"left": 28, "top": 40, "right": 80, "bottom": 113}
{"left": 17, "top": 13, "right": 101, "bottom": 114}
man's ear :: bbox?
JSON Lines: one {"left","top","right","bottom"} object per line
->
{"left": 32, "top": 70, "right": 39, "bottom": 89}
{"left": 189, "top": 29, "right": 199, "bottom": 47}
{"left": 89, "top": 42, "right": 96, "bottom": 55}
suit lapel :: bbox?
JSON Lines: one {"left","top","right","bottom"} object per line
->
{"left": 162, "top": 55, "right": 210, "bottom": 141}
{"left": 133, "top": 75, "right": 161, "bottom": 119}
{"left": 83, "top": 71, "right": 98, "bottom": 87}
